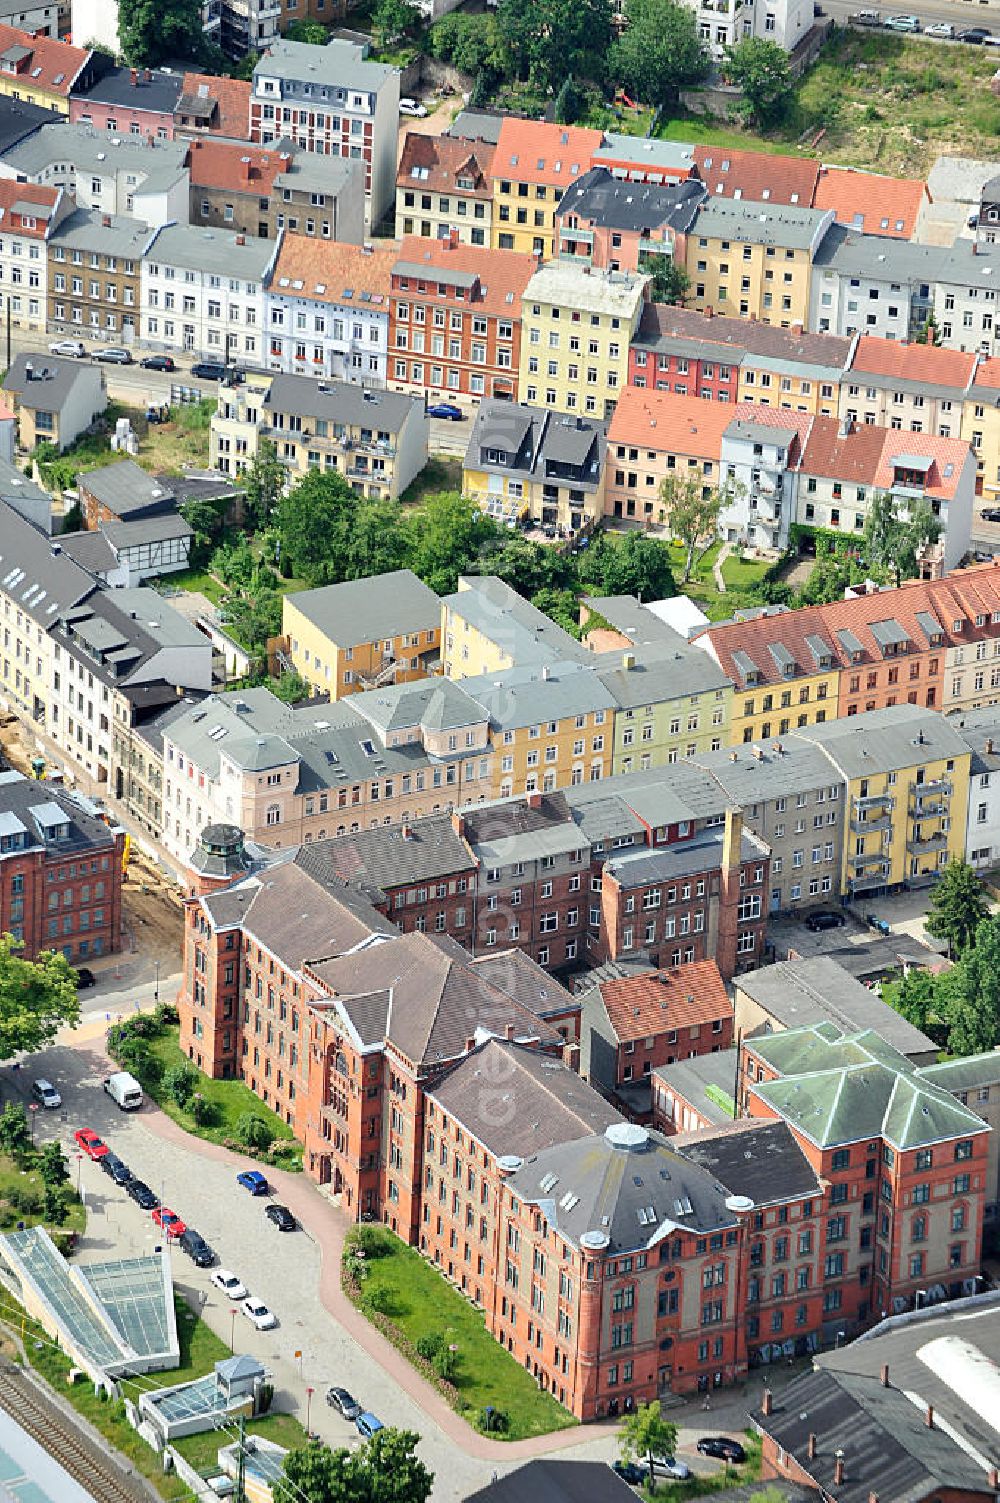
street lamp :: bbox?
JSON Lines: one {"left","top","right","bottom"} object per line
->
{"left": 306, "top": 1385, "right": 315, "bottom": 1436}
{"left": 154, "top": 959, "right": 160, "bottom": 1006}
{"left": 230, "top": 1306, "right": 237, "bottom": 1352}
{"left": 75, "top": 1152, "right": 83, "bottom": 1197}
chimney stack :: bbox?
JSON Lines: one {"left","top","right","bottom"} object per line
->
{"left": 761, "top": 1387, "right": 772, "bottom": 1417}
{"left": 451, "top": 810, "right": 466, "bottom": 838}
{"left": 880, "top": 1363, "right": 890, "bottom": 1387}
{"left": 526, "top": 792, "right": 543, "bottom": 810}
{"left": 925, "top": 1404, "right": 934, "bottom": 1428}
{"left": 465, "top": 1035, "right": 475, "bottom": 1053}
{"left": 130, "top": 67, "right": 137, "bottom": 86}
{"left": 807, "top": 1433, "right": 817, "bottom": 1460}
{"left": 834, "top": 1451, "right": 845, "bottom": 1487}
{"left": 504, "top": 1022, "right": 515, "bottom": 1041}
{"left": 401, "top": 823, "right": 413, "bottom": 841}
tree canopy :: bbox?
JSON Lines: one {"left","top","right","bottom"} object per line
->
{"left": 578, "top": 530, "right": 677, "bottom": 601}
{"left": 497, "top": 0, "right": 612, "bottom": 93}
{"left": 611, "top": 0, "right": 708, "bottom": 107}
{"left": 640, "top": 252, "right": 691, "bottom": 307}
{"left": 945, "top": 914, "right": 1000, "bottom": 1056}
{"left": 722, "top": 37, "right": 792, "bottom": 128}
{"left": 925, "top": 860, "right": 989, "bottom": 957}
{"left": 619, "top": 1401, "right": 679, "bottom": 1494}
{"left": 274, "top": 1430, "right": 432, "bottom": 1503}
{"left": 661, "top": 474, "right": 723, "bottom": 582}
{"left": 0, "top": 936, "right": 80, "bottom": 1063}
{"left": 118, "top": 0, "right": 206, "bottom": 66}
{"left": 862, "top": 493, "right": 942, "bottom": 587}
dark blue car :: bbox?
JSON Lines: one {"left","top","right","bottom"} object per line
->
{"left": 236, "top": 1169, "right": 269, "bottom": 1195}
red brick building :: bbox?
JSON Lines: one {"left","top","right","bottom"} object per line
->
{"left": 388, "top": 234, "right": 535, "bottom": 405}
{"left": 0, "top": 769, "right": 124, "bottom": 963}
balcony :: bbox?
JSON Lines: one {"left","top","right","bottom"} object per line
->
{"left": 910, "top": 777, "right": 952, "bottom": 800}
{"left": 850, "top": 849, "right": 889, "bottom": 870}
{"left": 849, "top": 871, "right": 889, "bottom": 894}
{"left": 906, "top": 833, "right": 950, "bottom": 855}
{"left": 854, "top": 792, "right": 895, "bottom": 811}
{"left": 909, "top": 796, "right": 950, "bottom": 818}
{"left": 850, "top": 814, "right": 892, "bottom": 836}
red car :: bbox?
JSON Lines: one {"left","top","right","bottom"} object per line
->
{"left": 152, "top": 1207, "right": 186, "bottom": 1239}
{"left": 74, "top": 1128, "right": 109, "bottom": 1160}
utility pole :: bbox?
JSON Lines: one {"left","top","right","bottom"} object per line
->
{"left": 235, "top": 1413, "right": 247, "bottom": 1503}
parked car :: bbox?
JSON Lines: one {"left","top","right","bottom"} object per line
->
{"left": 399, "top": 97, "right": 428, "bottom": 117}
{"left": 697, "top": 1438, "right": 747, "bottom": 1464}
{"left": 924, "top": 19, "right": 953, "bottom": 34}
{"left": 48, "top": 339, "right": 85, "bottom": 358}
{"left": 237, "top": 1169, "right": 269, "bottom": 1196}
{"left": 242, "top": 1296, "right": 277, "bottom": 1330}
{"left": 326, "top": 1387, "right": 362, "bottom": 1421}
{"left": 74, "top": 1128, "right": 109, "bottom": 1160}
{"left": 179, "top": 1228, "right": 215, "bottom": 1267}
{"left": 883, "top": 14, "right": 920, "bottom": 29}
{"left": 958, "top": 25, "right": 991, "bottom": 40}
{"left": 211, "top": 1268, "right": 247, "bottom": 1300}
{"left": 649, "top": 1457, "right": 692, "bottom": 1481}
{"left": 139, "top": 354, "right": 176, "bottom": 371}
{"left": 152, "top": 1207, "right": 186, "bottom": 1239}
{"left": 92, "top": 346, "right": 133, "bottom": 364}
{"left": 612, "top": 1461, "right": 645, "bottom": 1484}
{"left": 804, "top": 909, "right": 846, "bottom": 932}
{"left": 970, "top": 212, "right": 982, "bottom": 229}
{"left": 191, "top": 360, "right": 227, "bottom": 381}
{"left": 427, "top": 402, "right": 464, "bottom": 420}
{"left": 31, "top": 1079, "right": 62, "bottom": 1110}
{"left": 980, "top": 506, "right": 1000, "bottom": 522}
{"left": 100, "top": 1152, "right": 132, "bottom": 1186}
{"left": 126, "top": 1179, "right": 159, "bottom": 1210}
{"left": 75, "top": 967, "right": 96, "bottom": 989}
{"left": 850, "top": 9, "right": 881, "bottom": 22}
{"left": 265, "top": 1203, "right": 296, "bottom": 1232}
{"left": 356, "top": 1412, "right": 385, "bottom": 1440}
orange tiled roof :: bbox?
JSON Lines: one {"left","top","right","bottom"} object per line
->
{"left": 702, "top": 564, "right": 1000, "bottom": 688}
{"left": 0, "top": 179, "right": 60, "bottom": 235}
{"left": 849, "top": 335, "right": 977, "bottom": 390}
{"left": 801, "top": 416, "right": 970, "bottom": 502}
{"left": 178, "top": 72, "right": 251, "bottom": 138}
{"left": 494, "top": 118, "right": 604, "bottom": 191}
{"left": 813, "top": 165, "right": 926, "bottom": 240}
{"left": 0, "top": 25, "right": 89, "bottom": 96}
{"left": 597, "top": 960, "right": 731, "bottom": 1044}
{"left": 693, "top": 145, "right": 820, "bottom": 207}
{"left": 608, "top": 386, "right": 735, "bottom": 459}
{"left": 187, "top": 137, "right": 291, "bottom": 193}
{"left": 271, "top": 234, "right": 397, "bottom": 307}
{"left": 970, "top": 355, "right": 1000, "bottom": 393}
{"left": 396, "top": 131, "right": 494, "bottom": 198}
{"left": 394, "top": 234, "right": 536, "bottom": 318}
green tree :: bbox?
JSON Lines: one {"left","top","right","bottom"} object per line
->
{"left": 405, "top": 492, "right": 496, "bottom": 595}
{"left": 285, "top": 17, "right": 328, "bottom": 41}
{"left": 639, "top": 252, "right": 690, "bottom": 306}
{"left": 428, "top": 13, "right": 506, "bottom": 76}
{"left": 662, "top": 473, "right": 722, "bottom": 581}
{"left": 610, "top": 0, "right": 708, "bottom": 106}
{"left": 554, "top": 75, "right": 580, "bottom": 124}
{"left": 580, "top": 530, "right": 677, "bottom": 601}
{"left": 722, "top": 37, "right": 792, "bottom": 128}
{"left": 925, "top": 860, "right": 989, "bottom": 957}
{"left": 497, "top": 0, "right": 611, "bottom": 94}
{"left": 348, "top": 498, "right": 412, "bottom": 580}
{"left": 0, "top": 1101, "right": 31, "bottom": 1161}
{"left": 946, "top": 917, "right": 1000, "bottom": 1056}
{"left": 221, "top": 588, "right": 283, "bottom": 659}
{"left": 0, "top": 936, "right": 79, "bottom": 1063}
{"left": 234, "top": 1113, "right": 275, "bottom": 1151}
{"left": 619, "top": 1401, "right": 678, "bottom": 1494}
{"left": 472, "top": 535, "right": 575, "bottom": 598}
{"left": 862, "top": 493, "right": 942, "bottom": 588}
{"left": 531, "top": 587, "right": 581, "bottom": 637}
{"left": 372, "top": 0, "right": 419, "bottom": 46}
{"left": 243, "top": 439, "right": 285, "bottom": 532}
{"left": 118, "top": 0, "right": 205, "bottom": 65}
{"left": 363, "top": 1428, "right": 433, "bottom": 1503}
{"left": 274, "top": 1429, "right": 432, "bottom": 1503}
{"left": 163, "top": 1064, "right": 197, "bottom": 1108}
{"left": 43, "top": 1181, "right": 67, "bottom": 1225}
{"left": 272, "top": 670, "right": 311, "bottom": 704}
{"left": 276, "top": 470, "right": 357, "bottom": 585}
{"left": 38, "top": 1141, "right": 69, "bottom": 1189}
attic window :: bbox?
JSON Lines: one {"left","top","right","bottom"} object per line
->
{"left": 637, "top": 1205, "right": 657, "bottom": 1227}
{"left": 790, "top": 193, "right": 799, "bottom": 204}
{"left": 953, "top": 618, "right": 964, "bottom": 632}
{"left": 539, "top": 1171, "right": 559, "bottom": 1193}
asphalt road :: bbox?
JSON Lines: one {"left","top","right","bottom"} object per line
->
{"left": 828, "top": 1, "right": 999, "bottom": 33}
{"left": 7, "top": 329, "right": 216, "bottom": 409}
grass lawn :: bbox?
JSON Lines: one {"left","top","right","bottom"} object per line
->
{"left": 0, "top": 1149, "right": 86, "bottom": 1236}
{"left": 161, "top": 569, "right": 226, "bottom": 605}
{"left": 348, "top": 1230, "right": 576, "bottom": 1441}
{"left": 400, "top": 456, "right": 463, "bottom": 509}
{"left": 656, "top": 115, "right": 799, "bottom": 156}
{"left": 136, "top": 399, "right": 214, "bottom": 474}
{"left": 720, "top": 553, "right": 772, "bottom": 592}
{"left": 146, "top": 1025, "right": 302, "bottom": 1169}
{"left": 173, "top": 1411, "right": 309, "bottom": 1472}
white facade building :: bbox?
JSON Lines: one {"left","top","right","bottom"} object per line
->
{"left": 956, "top": 710, "right": 1000, "bottom": 868}
{"left": 141, "top": 224, "right": 281, "bottom": 362}
{"left": 810, "top": 224, "right": 944, "bottom": 340}
{"left": 0, "top": 124, "right": 190, "bottom": 228}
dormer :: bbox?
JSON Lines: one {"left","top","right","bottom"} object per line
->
{"left": 733, "top": 649, "right": 760, "bottom": 686}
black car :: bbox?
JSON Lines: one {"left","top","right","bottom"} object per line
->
{"left": 100, "top": 1152, "right": 132, "bottom": 1186}
{"left": 326, "top": 1387, "right": 362, "bottom": 1421}
{"left": 959, "top": 25, "right": 990, "bottom": 40}
{"left": 981, "top": 507, "right": 1000, "bottom": 523}
{"left": 179, "top": 1228, "right": 216, "bottom": 1267}
{"left": 140, "top": 354, "right": 176, "bottom": 371}
{"left": 75, "top": 966, "right": 96, "bottom": 989}
{"left": 612, "top": 1461, "right": 645, "bottom": 1484}
{"left": 804, "top": 909, "right": 846, "bottom": 932}
{"left": 126, "top": 1179, "right": 158, "bottom": 1210}
{"left": 697, "top": 1437, "right": 747, "bottom": 1464}
{"left": 265, "top": 1203, "right": 297, "bottom": 1232}
{"left": 191, "top": 361, "right": 227, "bottom": 381}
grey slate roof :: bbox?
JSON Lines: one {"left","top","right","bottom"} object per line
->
{"left": 675, "top": 1119, "right": 821, "bottom": 1206}
{"left": 0, "top": 767, "right": 117, "bottom": 855}
{"left": 285, "top": 568, "right": 439, "bottom": 648}
{"left": 254, "top": 37, "right": 394, "bottom": 91}
{"left": 46, "top": 205, "right": 157, "bottom": 259}
{"left": 460, "top": 661, "right": 617, "bottom": 733}
{"left": 73, "top": 66, "right": 183, "bottom": 114}
{"left": 78, "top": 460, "right": 175, "bottom": 519}
{"left": 692, "top": 196, "right": 831, "bottom": 249}
{"left": 3, "top": 122, "right": 188, "bottom": 193}
{"left": 0, "top": 95, "right": 57, "bottom": 155}
{"left": 463, "top": 1458, "right": 649, "bottom": 1503}
{"left": 103, "top": 512, "right": 193, "bottom": 549}
{"left": 596, "top": 640, "right": 731, "bottom": 709}
{"left": 792, "top": 702, "right": 970, "bottom": 779}
{"left": 466, "top": 401, "right": 605, "bottom": 492}
{"left": 204, "top": 861, "right": 396, "bottom": 968}
{"left": 57, "top": 529, "right": 119, "bottom": 576}
{"left": 812, "top": 220, "right": 949, "bottom": 283}
{"left": 651, "top": 1048, "right": 739, "bottom": 1127}
{"left": 556, "top": 166, "right": 704, "bottom": 235}
{"left": 604, "top": 828, "right": 765, "bottom": 890}
{"left": 468, "top": 948, "right": 577, "bottom": 1022}
{"left": 0, "top": 498, "right": 96, "bottom": 626}
{"left": 4, "top": 352, "right": 99, "bottom": 415}
{"left": 263, "top": 373, "right": 421, "bottom": 434}
{"left": 693, "top": 737, "right": 837, "bottom": 804}
{"left": 443, "top": 575, "right": 591, "bottom": 669}
{"left": 446, "top": 109, "right": 506, "bottom": 144}
{"left": 351, "top": 677, "right": 486, "bottom": 736}
{"left": 293, "top": 813, "right": 473, "bottom": 903}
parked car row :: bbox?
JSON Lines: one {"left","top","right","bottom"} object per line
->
{"left": 326, "top": 1384, "right": 385, "bottom": 1440}
{"left": 45, "top": 339, "right": 231, "bottom": 379}
{"left": 850, "top": 11, "right": 997, "bottom": 40}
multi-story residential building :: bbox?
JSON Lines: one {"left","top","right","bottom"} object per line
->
{"left": 186, "top": 136, "right": 363, "bottom": 244}
{"left": 691, "top": 143, "right": 820, "bottom": 204}
{"left": 68, "top": 65, "right": 184, "bottom": 139}
{"left": 111, "top": 691, "right": 203, "bottom": 845}
{"left": 0, "top": 767, "right": 124, "bottom": 962}
{"left": 578, "top": 959, "right": 732, "bottom": 1113}
{"left": 812, "top": 165, "right": 928, "bottom": 240}
{"left": 718, "top": 404, "right": 813, "bottom": 550}
{"left": 603, "top": 387, "right": 742, "bottom": 527}
{"left": 0, "top": 179, "right": 66, "bottom": 332}
{"left": 684, "top": 198, "right": 834, "bottom": 327}
{"left": 0, "top": 123, "right": 190, "bottom": 227}
{"left": 793, "top": 705, "right": 971, "bottom": 897}
{"left": 462, "top": 400, "right": 606, "bottom": 532}
{"left": 141, "top": 223, "right": 281, "bottom": 364}
{"left": 961, "top": 355, "right": 1000, "bottom": 504}
{"left": 442, "top": 574, "right": 592, "bottom": 681}
{"left": 810, "top": 225, "right": 943, "bottom": 340}
{"left": 919, "top": 1051, "right": 1000, "bottom": 1221}
{"left": 173, "top": 73, "right": 251, "bottom": 140}
{"left": 743, "top": 1023, "right": 990, "bottom": 1332}
{"left": 491, "top": 118, "right": 603, "bottom": 258}
{"left": 211, "top": 371, "right": 428, "bottom": 498}
{"left": 554, "top": 166, "right": 704, "bottom": 274}
{"left": 3, "top": 352, "right": 105, "bottom": 451}
{"left": 519, "top": 261, "right": 648, "bottom": 420}
{"left": 46, "top": 208, "right": 153, "bottom": 345}
{"left": 932, "top": 238, "right": 1000, "bottom": 356}
{"left": 265, "top": 234, "right": 394, "bottom": 384}
{"left": 0, "top": 0, "right": 57, "bottom": 35}
{"left": 394, "top": 131, "right": 494, "bottom": 247}
{"left": 0, "top": 26, "right": 95, "bottom": 115}
{"left": 953, "top": 705, "right": 1000, "bottom": 869}
{"left": 389, "top": 235, "right": 533, "bottom": 406}
{"left": 282, "top": 567, "right": 440, "bottom": 699}
{"left": 249, "top": 40, "right": 400, "bottom": 228}
{"left": 839, "top": 336, "right": 976, "bottom": 438}
{"left": 796, "top": 416, "right": 976, "bottom": 572}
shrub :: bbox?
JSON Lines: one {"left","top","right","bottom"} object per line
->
{"left": 234, "top": 1113, "right": 275, "bottom": 1150}
{"left": 433, "top": 1345, "right": 457, "bottom": 1381}
{"left": 155, "top": 1002, "right": 179, "bottom": 1027}
{"left": 188, "top": 1094, "right": 218, "bottom": 1127}
{"left": 416, "top": 1332, "right": 444, "bottom": 1362}
{"left": 350, "top": 1224, "right": 394, "bottom": 1259}
{"left": 477, "top": 1406, "right": 509, "bottom": 1434}
{"left": 362, "top": 1285, "right": 394, "bottom": 1316}
{"left": 9, "top": 1184, "right": 43, "bottom": 1215}
{"left": 163, "top": 1065, "right": 197, "bottom": 1108}
{"left": 43, "top": 1183, "right": 67, "bottom": 1225}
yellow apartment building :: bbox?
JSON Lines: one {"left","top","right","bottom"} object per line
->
{"left": 462, "top": 398, "right": 606, "bottom": 533}
{"left": 491, "top": 119, "right": 604, "bottom": 259}
{"left": 962, "top": 356, "right": 1000, "bottom": 506}
{"left": 696, "top": 607, "right": 841, "bottom": 747}
{"left": 282, "top": 569, "right": 442, "bottom": 700}
{"left": 519, "top": 261, "right": 648, "bottom": 422}
{"left": 684, "top": 199, "right": 835, "bottom": 328}
{"left": 736, "top": 352, "right": 846, "bottom": 415}
{"left": 441, "top": 575, "right": 590, "bottom": 681}
{"left": 460, "top": 664, "right": 617, "bottom": 796}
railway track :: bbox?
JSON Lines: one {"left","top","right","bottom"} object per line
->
{"left": 0, "top": 1361, "right": 153, "bottom": 1503}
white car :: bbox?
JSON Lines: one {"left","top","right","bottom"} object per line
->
{"left": 242, "top": 1296, "right": 277, "bottom": 1330}
{"left": 924, "top": 20, "right": 953, "bottom": 36}
{"left": 399, "top": 97, "right": 428, "bottom": 117}
{"left": 32, "top": 1078, "right": 62, "bottom": 1109}
{"left": 211, "top": 1269, "right": 247, "bottom": 1300}
{"left": 48, "top": 339, "right": 85, "bottom": 358}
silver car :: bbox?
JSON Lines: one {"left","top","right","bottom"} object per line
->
{"left": 48, "top": 339, "right": 85, "bottom": 358}
{"left": 32, "top": 1078, "right": 62, "bottom": 1109}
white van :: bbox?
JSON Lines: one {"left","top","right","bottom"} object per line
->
{"left": 103, "top": 1071, "right": 143, "bottom": 1111}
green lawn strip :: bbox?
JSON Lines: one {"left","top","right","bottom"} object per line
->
{"left": 346, "top": 1232, "right": 576, "bottom": 1441}
{"left": 655, "top": 115, "right": 799, "bottom": 155}
{"left": 0, "top": 1151, "right": 86, "bottom": 1236}
{"left": 161, "top": 569, "right": 226, "bottom": 605}
{"left": 144, "top": 1026, "right": 302, "bottom": 1167}
{"left": 720, "top": 554, "right": 772, "bottom": 592}
{"left": 172, "top": 1411, "right": 309, "bottom": 1473}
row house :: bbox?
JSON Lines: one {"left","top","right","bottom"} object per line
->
{"left": 141, "top": 222, "right": 281, "bottom": 364}
{"left": 0, "top": 124, "right": 191, "bottom": 228}
{"left": 0, "top": 179, "right": 68, "bottom": 333}
{"left": 683, "top": 197, "right": 835, "bottom": 328}
{"left": 0, "top": 26, "right": 96, "bottom": 116}
{"left": 962, "top": 355, "right": 1000, "bottom": 504}
{"left": 186, "top": 136, "right": 363, "bottom": 245}
{"left": 519, "top": 260, "right": 648, "bottom": 421}
{"left": 954, "top": 704, "right": 1000, "bottom": 875}
{"left": 932, "top": 232, "right": 1000, "bottom": 358}
{"left": 461, "top": 399, "right": 606, "bottom": 532}
{"left": 717, "top": 404, "right": 813, "bottom": 551}
{"left": 394, "top": 132, "right": 495, "bottom": 248}
{"left": 249, "top": 39, "right": 399, "bottom": 227}
{"left": 68, "top": 64, "right": 184, "bottom": 140}
{"left": 265, "top": 235, "right": 395, "bottom": 385}
{"left": 839, "top": 336, "right": 976, "bottom": 440}
{"left": 744, "top": 1024, "right": 990, "bottom": 1333}
{"left": 491, "top": 118, "right": 604, "bottom": 260}
{"left": 813, "top": 165, "right": 928, "bottom": 241}
{"left": 47, "top": 208, "right": 154, "bottom": 345}
{"left": 554, "top": 167, "right": 704, "bottom": 275}
{"left": 389, "top": 235, "right": 534, "bottom": 406}
{"left": 810, "top": 225, "right": 941, "bottom": 342}
{"left": 604, "top": 387, "right": 732, "bottom": 525}
{"left": 173, "top": 73, "right": 252, "bottom": 141}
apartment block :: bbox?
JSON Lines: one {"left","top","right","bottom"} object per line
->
{"left": 186, "top": 136, "right": 363, "bottom": 244}
{"left": 47, "top": 208, "right": 153, "bottom": 345}
{"left": 519, "top": 261, "right": 648, "bottom": 420}
{"left": 490, "top": 118, "right": 603, "bottom": 259}
{"left": 812, "top": 165, "right": 928, "bottom": 240}
{"left": 442, "top": 575, "right": 589, "bottom": 680}
{"left": 265, "top": 235, "right": 395, "bottom": 385}
{"left": 395, "top": 132, "right": 495, "bottom": 247}
{"left": 0, "top": 26, "right": 95, "bottom": 114}
{"left": 685, "top": 198, "right": 834, "bottom": 327}
{"left": 839, "top": 337, "right": 976, "bottom": 438}
{"left": 554, "top": 166, "right": 703, "bottom": 274}
{"left": 462, "top": 399, "right": 606, "bottom": 532}
{"left": 0, "top": 124, "right": 190, "bottom": 227}
{"left": 962, "top": 356, "right": 1000, "bottom": 505}
{"left": 810, "top": 226, "right": 942, "bottom": 341}
{"left": 69, "top": 64, "right": 184, "bottom": 139}
{"left": 0, "top": 180, "right": 68, "bottom": 333}
{"left": 141, "top": 223, "right": 281, "bottom": 365}
{"left": 282, "top": 567, "right": 440, "bottom": 699}
{"left": 604, "top": 387, "right": 732, "bottom": 525}
{"left": 954, "top": 704, "right": 1000, "bottom": 869}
